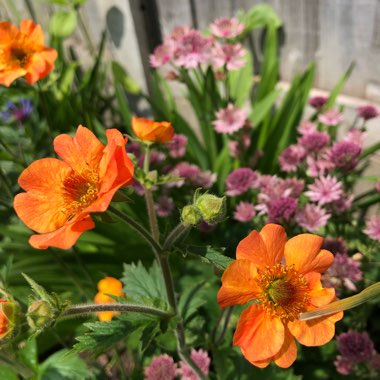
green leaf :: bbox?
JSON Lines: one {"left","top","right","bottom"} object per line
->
{"left": 50, "top": 11, "right": 78, "bottom": 38}
{"left": 111, "top": 61, "right": 141, "bottom": 94}
{"left": 250, "top": 89, "right": 280, "bottom": 126}
{"left": 38, "top": 349, "right": 90, "bottom": 380}
{"left": 0, "top": 365, "right": 18, "bottom": 380}
{"left": 19, "top": 337, "right": 38, "bottom": 372}
{"left": 122, "top": 261, "right": 168, "bottom": 308}
{"left": 239, "top": 4, "right": 282, "bottom": 30}
{"left": 178, "top": 281, "right": 207, "bottom": 322}
{"left": 22, "top": 273, "right": 54, "bottom": 304}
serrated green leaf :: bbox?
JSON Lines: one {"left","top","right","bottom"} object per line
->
{"left": 178, "top": 281, "right": 206, "bottom": 322}
{"left": 50, "top": 11, "right": 78, "bottom": 38}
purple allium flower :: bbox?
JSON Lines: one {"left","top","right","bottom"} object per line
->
{"left": 279, "top": 144, "right": 306, "bottom": 172}
{"left": 2, "top": 99, "right": 33, "bottom": 123}
{"left": 305, "top": 175, "right": 343, "bottom": 205}
{"left": 210, "top": 17, "right": 244, "bottom": 39}
{"left": 298, "top": 131, "right": 330, "bottom": 152}
{"left": 295, "top": 203, "right": 330, "bottom": 232}
{"left": 167, "top": 134, "right": 188, "bottom": 158}
{"left": 233, "top": 201, "right": 256, "bottom": 222}
{"left": 318, "top": 109, "right": 343, "bottom": 126}
{"left": 297, "top": 120, "right": 317, "bottom": 135}
{"left": 330, "top": 140, "right": 361, "bottom": 171}
{"left": 322, "top": 237, "right": 348, "bottom": 256}
{"left": 225, "top": 167, "right": 257, "bottom": 196}
{"left": 174, "top": 30, "right": 213, "bottom": 69}
{"left": 267, "top": 196, "right": 297, "bottom": 223}
{"left": 357, "top": 104, "right": 380, "bottom": 120}
{"left": 308, "top": 95, "right": 328, "bottom": 109}
{"left": 212, "top": 42, "right": 246, "bottom": 71}
{"left": 364, "top": 215, "right": 380, "bottom": 241}
{"left": 212, "top": 103, "right": 247, "bottom": 134}
{"left": 177, "top": 349, "right": 210, "bottom": 380}
{"left": 337, "top": 331, "right": 375, "bottom": 363}
{"left": 149, "top": 42, "right": 175, "bottom": 68}
{"left": 334, "top": 356, "right": 353, "bottom": 375}
{"left": 155, "top": 196, "right": 175, "bottom": 217}
{"left": 144, "top": 354, "right": 177, "bottom": 380}
{"left": 324, "top": 253, "right": 362, "bottom": 291}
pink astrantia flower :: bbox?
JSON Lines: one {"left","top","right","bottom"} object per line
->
{"left": 211, "top": 42, "right": 246, "bottom": 71}
{"left": 337, "top": 331, "right": 375, "bottom": 363}
{"left": 309, "top": 95, "right": 328, "bottom": 109}
{"left": 278, "top": 178, "right": 305, "bottom": 198}
{"left": 297, "top": 120, "right": 317, "bottom": 135}
{"left": 195, "top": 170, "right": 217, "bottom": 189}
{"left": 228, "top": 132, "right": 251, "bottom": 158}
{"left": 225, "top": 167, "right": 257, "bottom": 196}
{"left": 169, "top": 162, "right": 216, "bottom": 188}
{"left": 144, "top": 354, "right": 177, "bottom": 380}
{"left": 298, "top": 130, "right": 330, "bottom": 152}
{"left": 318, "top": 109, "right": 343, "bottom": 126}
{"left": 267, "top": 196, "right": 297, "bottom": 223}
{"left": 212, "top": 103, "right": 247, "bottom": 134}
{"left": 305, "top": 175, "right": 343, "bottom": 205}
{"left": 357, "top": 104, "right": 380, "bottom": 120}
{"left": 167, "top": 134, "right": 188, "bottom": 158}
{"left": 295, "top": 203, "right": 330, "bottom": 232}
{"left": 174, "top": 30, "right": 213, "bottom": 69}
{"left": 334, "top": 356, "right": 353, "bottom": 375}
{"left": 177, "top": 349, "right": 210, "bottom": 380}
{"left": 155, "top": 195, "right": 175, "bottom": 217}
{"left": 149, "top": 42, "right": 175, "bottom": 68}
{"left": 364, "top": 215, "right": 380, "bottom": 241}
{"left": 331, "top": 193, "right": 354, "bottom": 213}
{"left": 306, "top": 149, "right": 335, "bottom": 177}
{"left": 330, "top": 140, "right": 361, "bottom": 171}
{"left": 168, "top": 26, "right": 191, "bottom": 42}
{"left": 210, "top": 17, "right": 244, "bottom": 39}
{"left": 344, "top": 128, "right": 366, "bottom": 146}
{"left": 233, "top": 201, "right": 256, "bottom": 222}
{"left": 279, "top": 144, "right": 306, "bottom": 172}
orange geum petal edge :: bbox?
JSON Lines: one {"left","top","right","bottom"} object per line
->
{"left": 236, "top": 229, "right": 268, "bottom": 269}
{"left": 259, "top": 223, "right": 287, "bottom": 267}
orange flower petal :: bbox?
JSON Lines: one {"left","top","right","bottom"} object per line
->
{"left": 29, "top": 217, "right": 95, "bottom": 249}
{"left": 284, "top": 234, "right": 333, "bottom": 274}
{"left": 234, "top": 304, "right": 285, "bottom": 362}
{"left": 97, "top": 277, "right": 123, "bottom": 293}
{"left": 273, "top": 327, "right": 298, "bottom": 368}
{"left": 260, "top": 224, "right": 287, "bottom": 266}
{"left": 20, "top": 20, "right": 44, "bottom": 46}
{"left": 305, "top": 272, "right": 336, "bottom": 307}
{"left": 54, "top": 125, "right": 104, "bottom": 173}
{"left": 217, "top": 260, "right": 260, "bottom": 308}
{"left": 132, "top": 116, "right": 174, "bottom": 143}
{"left": 236, "top": 230, "right": 268, "bottom": 269}
{"left": 288, "top": 311, "right": 343, "bottom": 346}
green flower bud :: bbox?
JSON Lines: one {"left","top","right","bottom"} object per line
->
{"left": 0, "top": 299, "right": 17, "bottom": 341}
{"left": 27, "top": 300, "right": 55, "bottom": 331}
{"left": 195, "top": 194, "right": 226, "bottom": 224}
{"left": 181, "top": 205, "right": 202, "bottom": 226}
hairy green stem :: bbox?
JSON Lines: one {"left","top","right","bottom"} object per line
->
{"left": 62, "top": 303, "right": 173, "bottom": 319}
{"left": 163, "top": 222, "right": 190, "bottom": 250}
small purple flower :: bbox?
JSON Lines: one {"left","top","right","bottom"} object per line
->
{"left": 144, "top": 354, "right": 177, "bottom": 380}
{"left": 169, "top": 162, "right": 216, "bottom": 189}
{"left": 212, "top": 103, "right": 247, "bottom": 134}
{"left": 330, "top": 140, "right": 361, "bottom": 171}
{"left": 331, "top": 193, "right": 354, "bottom": 213}
{"left": 295, "top": 203, "right": 330, "bottom": 232}
{"left": 306, "top": 149, "right": 335, "bottom": 177}
{"left": 2, "top": 99, "right": 33, "bottom": 123}
{"left": 167, "top": 134, "right": 188, "bottom": 158}
{"left": 228, "top": 132, "right": 251, "bottom": 158}
{"left": 337, "top": 331, "right": 375, "bottom": 363}
{"left": 309, "top": 95, "right": 328, "bottom": 109}
{"left": 364, "top": 215, "right": 380, "bottom": 241}
{"left": 305, "top": 175, "right": 343, "bottom": 205}
{"left": 225, "top": 168, "right": 257, "bottom": 196}
{"left": 344, "top": 128, "right": 366, "bottom": 146}
{"left": 334, "top": 356, "right": 353, "bottom": 375}
{"left": 322, "top": 237, "right": 348, "bottom": 256}
{"left": 298, "top": 130, "right": 330, "bottom": 152}
{"left": 177, "top": 349, "right": 210, "bottom": 380}
{"left": 212, "top": 42, "right": 246, "bottom": 71}
{"left": 279, "top": 144, "right": 306, "bottom": 172}
{"left": 357, "top": 104, "right": 380, "bottom": 120}
{"left": 195, "top": 170, "right": 217, "bottom": 189}
{"left": 297, "top": 120, "right": 317, "bottom": 135}
{"left": 127, "top": 142, "right": 142, "bottom": 159}
{"left": 267, "top": 196, "right": 297, "bottom": 223}
{"left": 155, "top": 196, "right": 175, "bottom": 217}
{"left": 234, "top": 201, "right": 256, "bottom": 222}
{"left": 278, "top": 178, "right": 305, "bottom": 198}
{"left": 318, "top": 108, "right": 343, "bottom": 126}
{"left": 210, "top": 17, "right": 244, "bottom": 39}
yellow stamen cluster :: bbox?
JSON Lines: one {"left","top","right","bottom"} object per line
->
{"left": 61, "top": 169, "right": 99, "bottom": 220}
{"left": 257, "top": 264, "right": 309, "bottom": 322}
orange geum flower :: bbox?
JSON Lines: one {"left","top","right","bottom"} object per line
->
{"left": 217, "top": 224, "right": 343, "bottom": 368}
{"left": 94, "top": 277, "right": 124, "bottom": 321}
{"left": 14, "top": 125, "right": 134, "bottom": 250}
{"left": 0, "top": 19, "right": 57, "bottom": 87}
{"left": 131, "top": 116, "right": 174, "bottom": 143}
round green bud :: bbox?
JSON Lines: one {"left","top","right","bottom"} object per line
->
{"left": 181, "top": 205, "right": 202, "bottom": 226}
{"left": 195, "top": 194, "right": 226, "bottom": 224}
{"left": 27, "top": 300, "right": 54, "bottom": 331}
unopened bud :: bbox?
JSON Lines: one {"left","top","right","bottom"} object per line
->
{"left": 0, "top": 299, "right": 17, "bottom": 341}
{"left": 27, "top": 300, "right": 54, "bottom": 331}
{"left": 181, "top": 205, "right": 201, "bottom": 226}
{"left": 195, "top": 194, "right": 226, "bottom": 224}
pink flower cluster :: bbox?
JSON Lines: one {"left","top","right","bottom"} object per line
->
{"left": 212, "top": 103, "right": 248, "bottom": 134}
{"left": 169, "top": 162, "right": 216, "bottom": 189}
{"left": 144, "top": 349, "right": 210, "bottom": 380}
{"left": 149, "top": 19, "right": 246, "bottom": 72}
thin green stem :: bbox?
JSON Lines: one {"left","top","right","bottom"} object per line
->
{"left": 61, "top": 303, "right": 173, "bottom": 319}
{"left": 214, "top": 306, "right": 233, "bottom": 345}
{"left": 108, "top": 205, "right": 162, "bottom": 254}
{"left": 163, "top": 222, "right": 190, "bottom": 250}
{"left": 0, "top": 135, "right": 26, "bottom": 167}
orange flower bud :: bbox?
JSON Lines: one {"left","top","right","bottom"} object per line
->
{"left": 94, "top": 277, "right": 124, "bottom": 322}
{"left": 0, "top": 299, "right": 16, "bottom": 340}
{"left": 132, "top": 116, "right": 174, "bottom": 143}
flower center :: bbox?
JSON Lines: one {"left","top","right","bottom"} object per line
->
{"left": 257, "top": 264, "right": 309, "bottom": 322}
{"left": 10, "top": 47, "right": 29, "bottom": 67}
{"left": 61, "top": 169, "right": 99, "bottom": 221}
